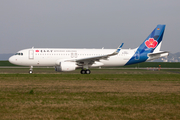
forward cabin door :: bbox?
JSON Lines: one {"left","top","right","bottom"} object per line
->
{"left": 29, "top": 50, "right": 34, "bottom": 59}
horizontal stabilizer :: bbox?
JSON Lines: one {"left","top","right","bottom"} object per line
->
{"left": 148, "top": 51, "right": 169, "bottom": 60}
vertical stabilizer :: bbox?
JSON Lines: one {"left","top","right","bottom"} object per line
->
{"left": 138, "top": 24, "right": 165, "bottom": 53}
{"left": 126, "top": 25, "right": 166, "bottom": 65}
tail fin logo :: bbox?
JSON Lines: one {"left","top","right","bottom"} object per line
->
{"left": 145, "top": 38, "right": 158, "bottom": 48}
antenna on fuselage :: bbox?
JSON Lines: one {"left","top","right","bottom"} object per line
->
{"left": 32, "top": 46, "right": 34, "bottom": 49}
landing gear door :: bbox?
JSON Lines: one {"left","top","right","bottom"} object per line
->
{"left": 29, "top": 50, "right": 34, "bottom": 59}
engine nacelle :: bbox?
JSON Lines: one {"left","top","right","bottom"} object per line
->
{"left": 55, "top": 62, "right": 77, "bottom": 72}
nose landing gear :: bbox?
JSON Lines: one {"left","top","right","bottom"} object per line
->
{"left": 29, "top": 66, "right": 33, "bottom": 74}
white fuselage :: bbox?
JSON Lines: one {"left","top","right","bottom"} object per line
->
{"left": 9, "top": 48, "right": 137, "bottom": 67}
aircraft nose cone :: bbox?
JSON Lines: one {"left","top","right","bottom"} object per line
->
{"left": 9, "top": 56, "right": 15, "bottom": 64}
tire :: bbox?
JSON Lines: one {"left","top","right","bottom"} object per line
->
{"left": 29, "top": 70, "right": 33, "bottom": 74}
{"left": 80, "top": 70, "right": 86, "bottom": 74}
{"left": 86, "top": 69, "right": 91, "bottom": 74}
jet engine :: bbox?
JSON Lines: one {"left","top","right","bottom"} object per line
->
{"left": 55, "top": 62, "right": 77, "bottom": 72}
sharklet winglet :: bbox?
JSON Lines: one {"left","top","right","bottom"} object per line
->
{"left": 113, "top": 43, "right": 124, "bottom": 55}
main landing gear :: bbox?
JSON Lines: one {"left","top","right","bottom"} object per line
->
{"left": 80, "top": 69, "right": 91, "bottom": 74}
{"left": 29, "top": 66, "right": 33, "bottom": 74}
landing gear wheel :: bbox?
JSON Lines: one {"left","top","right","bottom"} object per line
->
{"left": 80, "top": 69, "right": 91, "bottom": 74}
{"left": 29, "top": 70, "right": 33, "bottom": 74}
{"left": 80, "top": 70, "right": 86, "bottom": 74}
{"left": 29, "top": 66, "right": 33, "bottom": 74}
{"left": 85, "top": 69, "right": 91, "bottom": 74}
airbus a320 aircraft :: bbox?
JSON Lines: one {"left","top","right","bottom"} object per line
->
{"left": 9, "top": 25, "right": 169, "bottom": 74}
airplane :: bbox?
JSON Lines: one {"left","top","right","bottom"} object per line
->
{"left": 9, "top": 24, "right": 169, "bottom": 74}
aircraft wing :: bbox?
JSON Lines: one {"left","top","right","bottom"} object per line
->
{"left": 65, "top": 43, "right": 124, "bottom": 64}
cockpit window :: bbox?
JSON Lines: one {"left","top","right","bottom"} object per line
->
{"left": 15, "top": 53, "right": 23, "bottom": 56}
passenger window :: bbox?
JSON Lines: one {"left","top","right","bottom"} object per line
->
{"left": 21, "top": 53, "right": 23, "bottom": 55}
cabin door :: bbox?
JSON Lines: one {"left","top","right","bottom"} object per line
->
{"left": 29, "top": 50, "right": 34, "bottom": 59}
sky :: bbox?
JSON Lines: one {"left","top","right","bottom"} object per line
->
{"left": 0, "top": 0, "right": 180, "bottom": 54}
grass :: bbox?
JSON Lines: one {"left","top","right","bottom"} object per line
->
{"left": 121, "top": 62, "right": 180, "bottom": 68}
{"left": 0, "top": 61, "right": 18, "bottom": 66}
{"left": 1, "top": 67, "right": 180, "bottom": 74}
{"left": 1, "top": 60, "right": 180, "bottom": 68}
{"left": 0, "top": 69, "right": 180, "bottom": 119}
